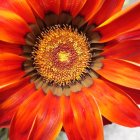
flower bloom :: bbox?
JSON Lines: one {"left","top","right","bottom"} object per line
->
{"left": 0, "top": 0, "right": 140, "bottom": 139}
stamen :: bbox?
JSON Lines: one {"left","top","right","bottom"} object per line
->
{"left": 32, "top": 25, "right": 91, "bottom": 86}
{"left": 58, "top": 51, "right": 70, "bottom": 62}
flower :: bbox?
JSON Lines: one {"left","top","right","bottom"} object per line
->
{"left": 0, "top": 0, "right": 140, "bottom": 139}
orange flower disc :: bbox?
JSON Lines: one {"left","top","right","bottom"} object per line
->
{"left": 33, "top": 25, "right": 91, "bottom": 86}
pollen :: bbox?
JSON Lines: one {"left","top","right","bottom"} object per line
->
{"left": 33, "top": 25, "right": 91, "bottom": 86}
{"left": 58, "top": 51, "right": 70, "bottom": 62}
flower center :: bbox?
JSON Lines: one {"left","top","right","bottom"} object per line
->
{"left": 33, "top": 25, "right": 91, "bottom": 86}
{"left": 58, "top": 51, "right": 70, "bottom": 62}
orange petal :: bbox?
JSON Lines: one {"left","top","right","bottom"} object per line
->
{"left": 0, "top": 41, "right": 22, "bottom": 54}
{"left": 0, "top": 77, "right": 30, "bottom": 127}
{"left": 0, "top": 53, "right": 26, "bottom": 72}
{"left": 70, "top": 92, "right": 103, "bottom": 140}
{"left": 42, "top": 0, "right": 60, "bottom": 15}
{"left": 90, "top": 0, "right": 124, "bottom": 25}
{"left": 26, "top": 0, "right": 45, "bottom": 19}
{"left": 87, "top": 79, "right": 140, "bottom": 127}
{"left": 10, "top": 89, "right": 44, "bottom": 140}
{"left": 60, "top": 0, "right": 72, "bottom": 11}
{"left": 0, "top": 9, "right": 30, "bottom": 44}
{"left": 0, "top": 70, "right": 25, "bottom": 87}
{"left": 126, "top": 90, "right": 140, "bottom": 104}
{"left": 1, "top": 0, "right": 36, "bottom": 23}
{"left": 28, "top": 92, "right": 63, "bottom": 140}
{"left": 60, "top": 0, "right": 86, "bottom": 17}
{"left": 116, "top": 85, "right": 140, "bottom": 104}
{"left": 62, "top": 96, "right": 82, "bottom": 140}
{"left": 0, "top": 53, "right": 26, "bottom": 86}
{"left": 0, "top": 77, "right": 30, "bottom": 102}
{"left": 0, "top": 83, "right": 36, "bottom": 127}
{"left": 116, "top": 28, "right": 140, "bottom": 42}
{"left": 80, "top": 0, "right": 104, "bottom": 21}
{"left": 102, "top": 40, "right": 140, "bottom": 64}
{"left": 96, "top": 2, "right": 140, "bottom": 42}
{"left": 110, "top": 27, "right": 140, "bottom": 43}
{"left": 0, "top": 83, "right": 35, "bottom": 111}
{"left": 96, "top": 59, "right": 140, "bottom": 90}
{"left": 0, "top": 53, "right": 25, "bottom": 61}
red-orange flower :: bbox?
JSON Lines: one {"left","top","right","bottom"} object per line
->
{"left": 0, "top": 0, "right": 140, "bottom": 140}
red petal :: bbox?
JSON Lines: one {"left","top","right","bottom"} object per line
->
{"left": 0, "top": 53, "right": 26, "bottom": 86}
{"left": 96, "top": 2, "right": 140, "bottom": 42}
{"left": 90, "top": 0, "right": 124, "bottom": 25}
{"left": 0, "top": 0, "right": 36, "bottom": 23}
{"left": 0, "top": 77, "right": 30, "bottom": 127}
{"left": 60, "top": 0, "right": 72, "bottom": 11}
{"left": 0, "top": 41, "right": 22, "bottom": 54}
{"left": 116, "top": 85, "right": 140, "bottom": 104}
{"left": 60, "top": 0, "right": 86, "bottom": 17}
{"left": 42, "top": 0, "right": 60, "bottom": 15}
{"left": 0, "top": 70, "right": 25, "bottom": 87}
{"left": 96, "top": 59, "right": 140, "bottom": 90}
{"left": 0, "top": 53, "right": 26, "bottom": 72}
{"left": 88, "top": 79, "right": 140, "bottom": 127}
{"left": 62, "top": 96, "right": 82, "bottom": 140}
{"left": 10, "top": 89, "right": 44, "bottom": 140}
{"left": 0, "top": 83, "right": 36, "bottom": 127}
{"left": 0, "top": 77, "right": 30, "bottom": 103}
{"left": 71, "top": 92, "right": 103, "bottom": 140}
{"left": 102, "top": 40, "right": 140, "bottom": 64}
{"left": 0, "top": 53, "right": 25, "bottom": 61}
{"left": 113, "top": 28, "right": 140, "bottom": 42}
{"left": 126, "top": 90, "right": 140, "bottom": 104}
{"left": 79, "top": 0, "right": 103, "bottom": 21}
{"left": 101, "top": 30, "right": 140, "bottom": 51}
{"left": 28, "top": 92, "right": 63, "bottom": 140}
{"left": 0, "top": 9, "right": 30, "bottom": 44}
{"left": 26, "top": 0, "right": 45, "bottom": 19}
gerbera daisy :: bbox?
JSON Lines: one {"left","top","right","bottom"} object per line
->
{"left": 0, "top": 0, "right": 140, "bottom": 139}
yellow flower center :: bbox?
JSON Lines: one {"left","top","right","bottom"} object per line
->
{"left": 33, "top": 25, "right": 90, "bottom": 86}
{"left": 58, "top": 51, "right": 70, "bottom": 62}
